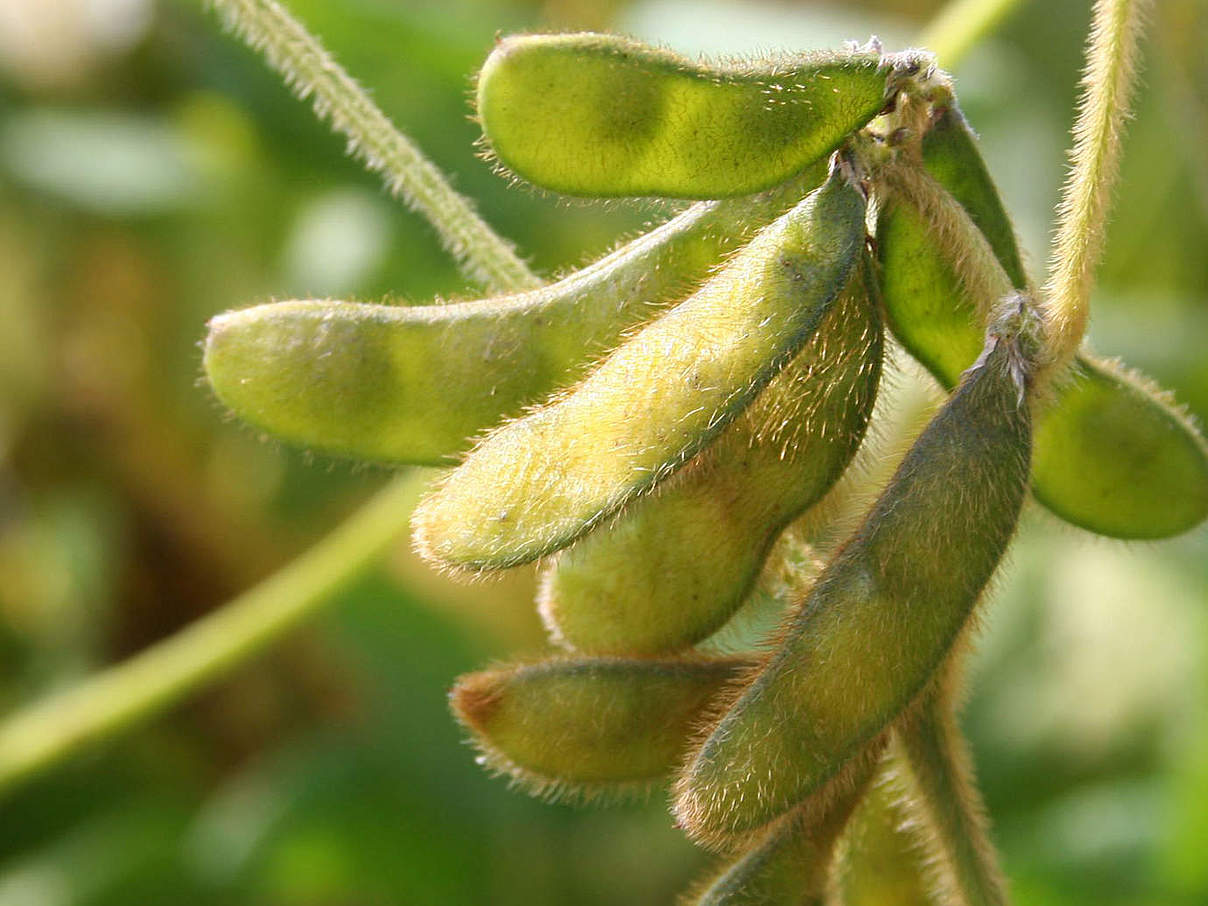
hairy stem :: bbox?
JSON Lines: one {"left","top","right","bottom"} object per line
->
{"left": 920, "top": 0, "right": 1028, "bottom": 68}
{"left": 208, "top": 0, "right": 540, "bottom": 293}
{"left": 0, "top": 477, "right": 419, "bottom": 795}
{"left": 1039, "top": 0, "right": 1149, "bottom": 378}
{"left": 893, "top": 695, "right": 1010, "bottom": 906}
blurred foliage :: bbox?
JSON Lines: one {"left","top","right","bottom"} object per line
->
{"left": 0, "top": 0, "right": 1205, "bottom": 903}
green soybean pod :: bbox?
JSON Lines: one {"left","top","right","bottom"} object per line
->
{"left": 674, "top": 321, "right": 1032, "bottom": 847}
{"left": 878, "top": 105, "right": 1208, "bottom": 538}
{"left": 413, "top": 167, "right": 865, "bottom": 571}
{"left": 686, "top": 749, "right": 879, "bottom": 906}
{"left": 539, "top": 260, "right": 883, "bottom": 655}
{"left": 1032, "top": 357, "right": 1208, "bottom": 538}
{"left": 450, "top": 656, "right": 751, "bottom": 801}
{"left": 831, "top": 775, "right": 932, "bottom": 906}
{"left": 876, "top": 104, "right": 1025, "bottom": 389}
{"left": 478, "top": 33, "right": 899, "bottom": 199}
{"left": 203, "top": 165, "right": 825, "bottom": 466}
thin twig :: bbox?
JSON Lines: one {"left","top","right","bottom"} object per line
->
{"left": 208, "top": 0, "right": 540, "bottom": 293}
{"left": 1040, "top": 0, "right": 1150, "bottom": 379}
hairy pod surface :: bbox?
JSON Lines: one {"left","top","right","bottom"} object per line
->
{"left": 413, "top": 168, "right": 866, "bottom": 571}
{"left": 832, "top": 773, "right": 932, "bottom": 906}
{"left": 203, "top": 164, "right": 824, "bottom": 466}
{"left": 449, "top": 656, "right": 750, "bottom": 800}
{"left": 478, "top": 33, "right": 895, "bottom": 198}
{"left": 687, "top": 745, "right": 879, "bottom": 905}
{"left": 876, "top": 106, "right": 1208, "bottom": 538}
{"left": 540, "top": 260, "right": 884, "bottom": 655}
{"left": 674, "top": 328, "right": 1032, "bottom": 845}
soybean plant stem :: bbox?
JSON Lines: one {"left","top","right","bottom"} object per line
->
{"left": 1040, "top": 0, "right": 1150, "bottom": 378}
{"left": 894, "top": 697, "right": 1010, "bottom": 906}
{"left": 208, "top": 0, "right": 540, "bottom": 293}
{"left": 0, "top": 477, "right": 420, "bottom": 795}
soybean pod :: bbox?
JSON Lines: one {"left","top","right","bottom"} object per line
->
{"left": 674, "top": 307, "right": 1033, "bottom": 846}
{"left": 449, "top": 656, "right": 751, "bottom": 802}
{"left": 540, "top": 257, "right": 883, "bottom": 655}
{"left": 413, "top": 166, "right": 866, "bottom": 571}
{"left": 877, "top": 104, "right": 1208, "bottom": 538}
{"left": 685, "top": 748, "right": 879, "bottom": 906}
{"left": 478, "top": 33, "right": 907, "bottom": 198}
{"left": 203, "top": 163, "right": 825, "bottom": 465}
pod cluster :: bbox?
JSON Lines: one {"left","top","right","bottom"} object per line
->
{"left": 203, "top": 31, "right": 1208, "bottom": 904}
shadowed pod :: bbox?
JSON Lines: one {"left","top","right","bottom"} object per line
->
{"left": 539, "top": 256, "right": 884, "bottom": 656}
{"left": 684, "top": 748, "right": 881, "bottom": 906}
{"left": 449, "top": 656, "right": 752, "bottom": 801}
{"left": 877, "top": 104, "right": 1208, "bottom": 539}
{"left": 412, "top": 165, "right": 866, "bottom": 572}
{"left": 830, "top": 769, "right": 932, "bottom": 906}
{"left": 477, "top": 32, "right": 921, "bottom": 198}
{"left": 674, "top": 305, "right": 1034, "bottom": 848}
{"left": 202, "top": 161, "right": 826, "bottom": 466}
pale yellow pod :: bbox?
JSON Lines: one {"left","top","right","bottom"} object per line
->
{"left": 412, "top": 167, "right": 866, "bottom": 572}
{"left": 540, "top": 261, "right": 883, "bottom": 655}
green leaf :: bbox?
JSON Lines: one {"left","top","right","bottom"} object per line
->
{"left": 449, "top": 656, "right": 751, "bottom": 801}
{"left": 203, "top": 163, "right": 825, "bottom": 465}
{"left": 675, "top": 314, "right": 1032, "bottom": 846}
{"left": 540, "top": 256, "right": 883, "bottom": 655}
{"left": 412, "top": 167, "right": 865, "bottom": 571}
{"left": 478, "top": 33, "right": 897, "bottom": 198}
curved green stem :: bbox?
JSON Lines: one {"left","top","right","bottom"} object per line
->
{"left": 893, "top": 694, "right": 1010, "bottom": 906}
{"left": 1040, "top": 0, "right": 1150, "bottom": 380}
{"left": 0, "top": 476, "right": 419, "bottom": 795}
{"left": 208, "top": 0, "right": 540, "bottom": 293}
{"left": 920, "top": 0, "right": 1030, "bottom": 68}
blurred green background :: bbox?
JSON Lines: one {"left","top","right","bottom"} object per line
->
{"left": 1, "top": 0, "right": 1206, "bottom": 903}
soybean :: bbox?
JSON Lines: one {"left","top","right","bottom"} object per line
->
{"left": 478, "top": 33, "right": 898, "bottom": 198}
{"left": 449, "top": 656, "right": 751, "bottom": 801}
{"left": 413, "top": 168, "right": 865, "bottom": 571}
{"left": 203, "top": 163, "right": 825, "bottom": 465}
{"left": 687, "top": 748, "right": 879, "bottom": 905}
{"left": 832, "top": 773, "right": 932, "bottom": 906}
{"left": 877, "top": 104, "right": 1208, "bottom": 539}
{"left": 540, "top": 260, "right": 883, "bottom": 655}
{"left": 674, "top": 318, "right": 1032, "bottom": 845}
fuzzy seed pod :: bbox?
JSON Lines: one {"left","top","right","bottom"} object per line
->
{"left": 413, "top": 167, "right": 866, "bottom": 571}
{"left": 540, "top": 258, "right": 883, "bottom": 655}
{"left": 450, "top": 656, "right": 751, "bottom": 802}
{"left": 203, "top": 164, "right": 825, "bottom": 465}
{"left": 877, "top": 104, "right": 1207, "bottom": 539}
{"left": 674, "top": 311, "right": 1033, "bottom": 847}
{"left": 478, "top": 33, "right": 902, "bottom": 198}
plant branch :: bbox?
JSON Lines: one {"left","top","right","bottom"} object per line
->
{"left": 1040, "top": 0, "right": 1150, "bottom": 377}
{"left": 893, "top": 692, "right": 1010, "bottom": 906}
{"left": 208, "top": 0, "right": 540, "bottom": 293}
{"left": 0, "top": 476, "right": 420, "bottom": 796}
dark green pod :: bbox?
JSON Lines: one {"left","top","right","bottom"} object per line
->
{"left": 540, "top": 261, "right": 883, "bottom": 655}
{"left": 877, "top": 105, "right": 1208, "bottom": 539}
{"left": 450, "top": 656, "right": 750, "bottom": 801}
{"left": 478, "top": 33, "right": 895, "bottom": 198}
{"left": 414, "top": 169, "right": 865, "bottom": 571}
{"left": 203, "top": 164, "right": 825, "bottom": 465}
{"left": 675, "top": 326, "right": 1032, "bottom": 845}
{"left": 686, "top": 753, "right": 877, "bottom": 905}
